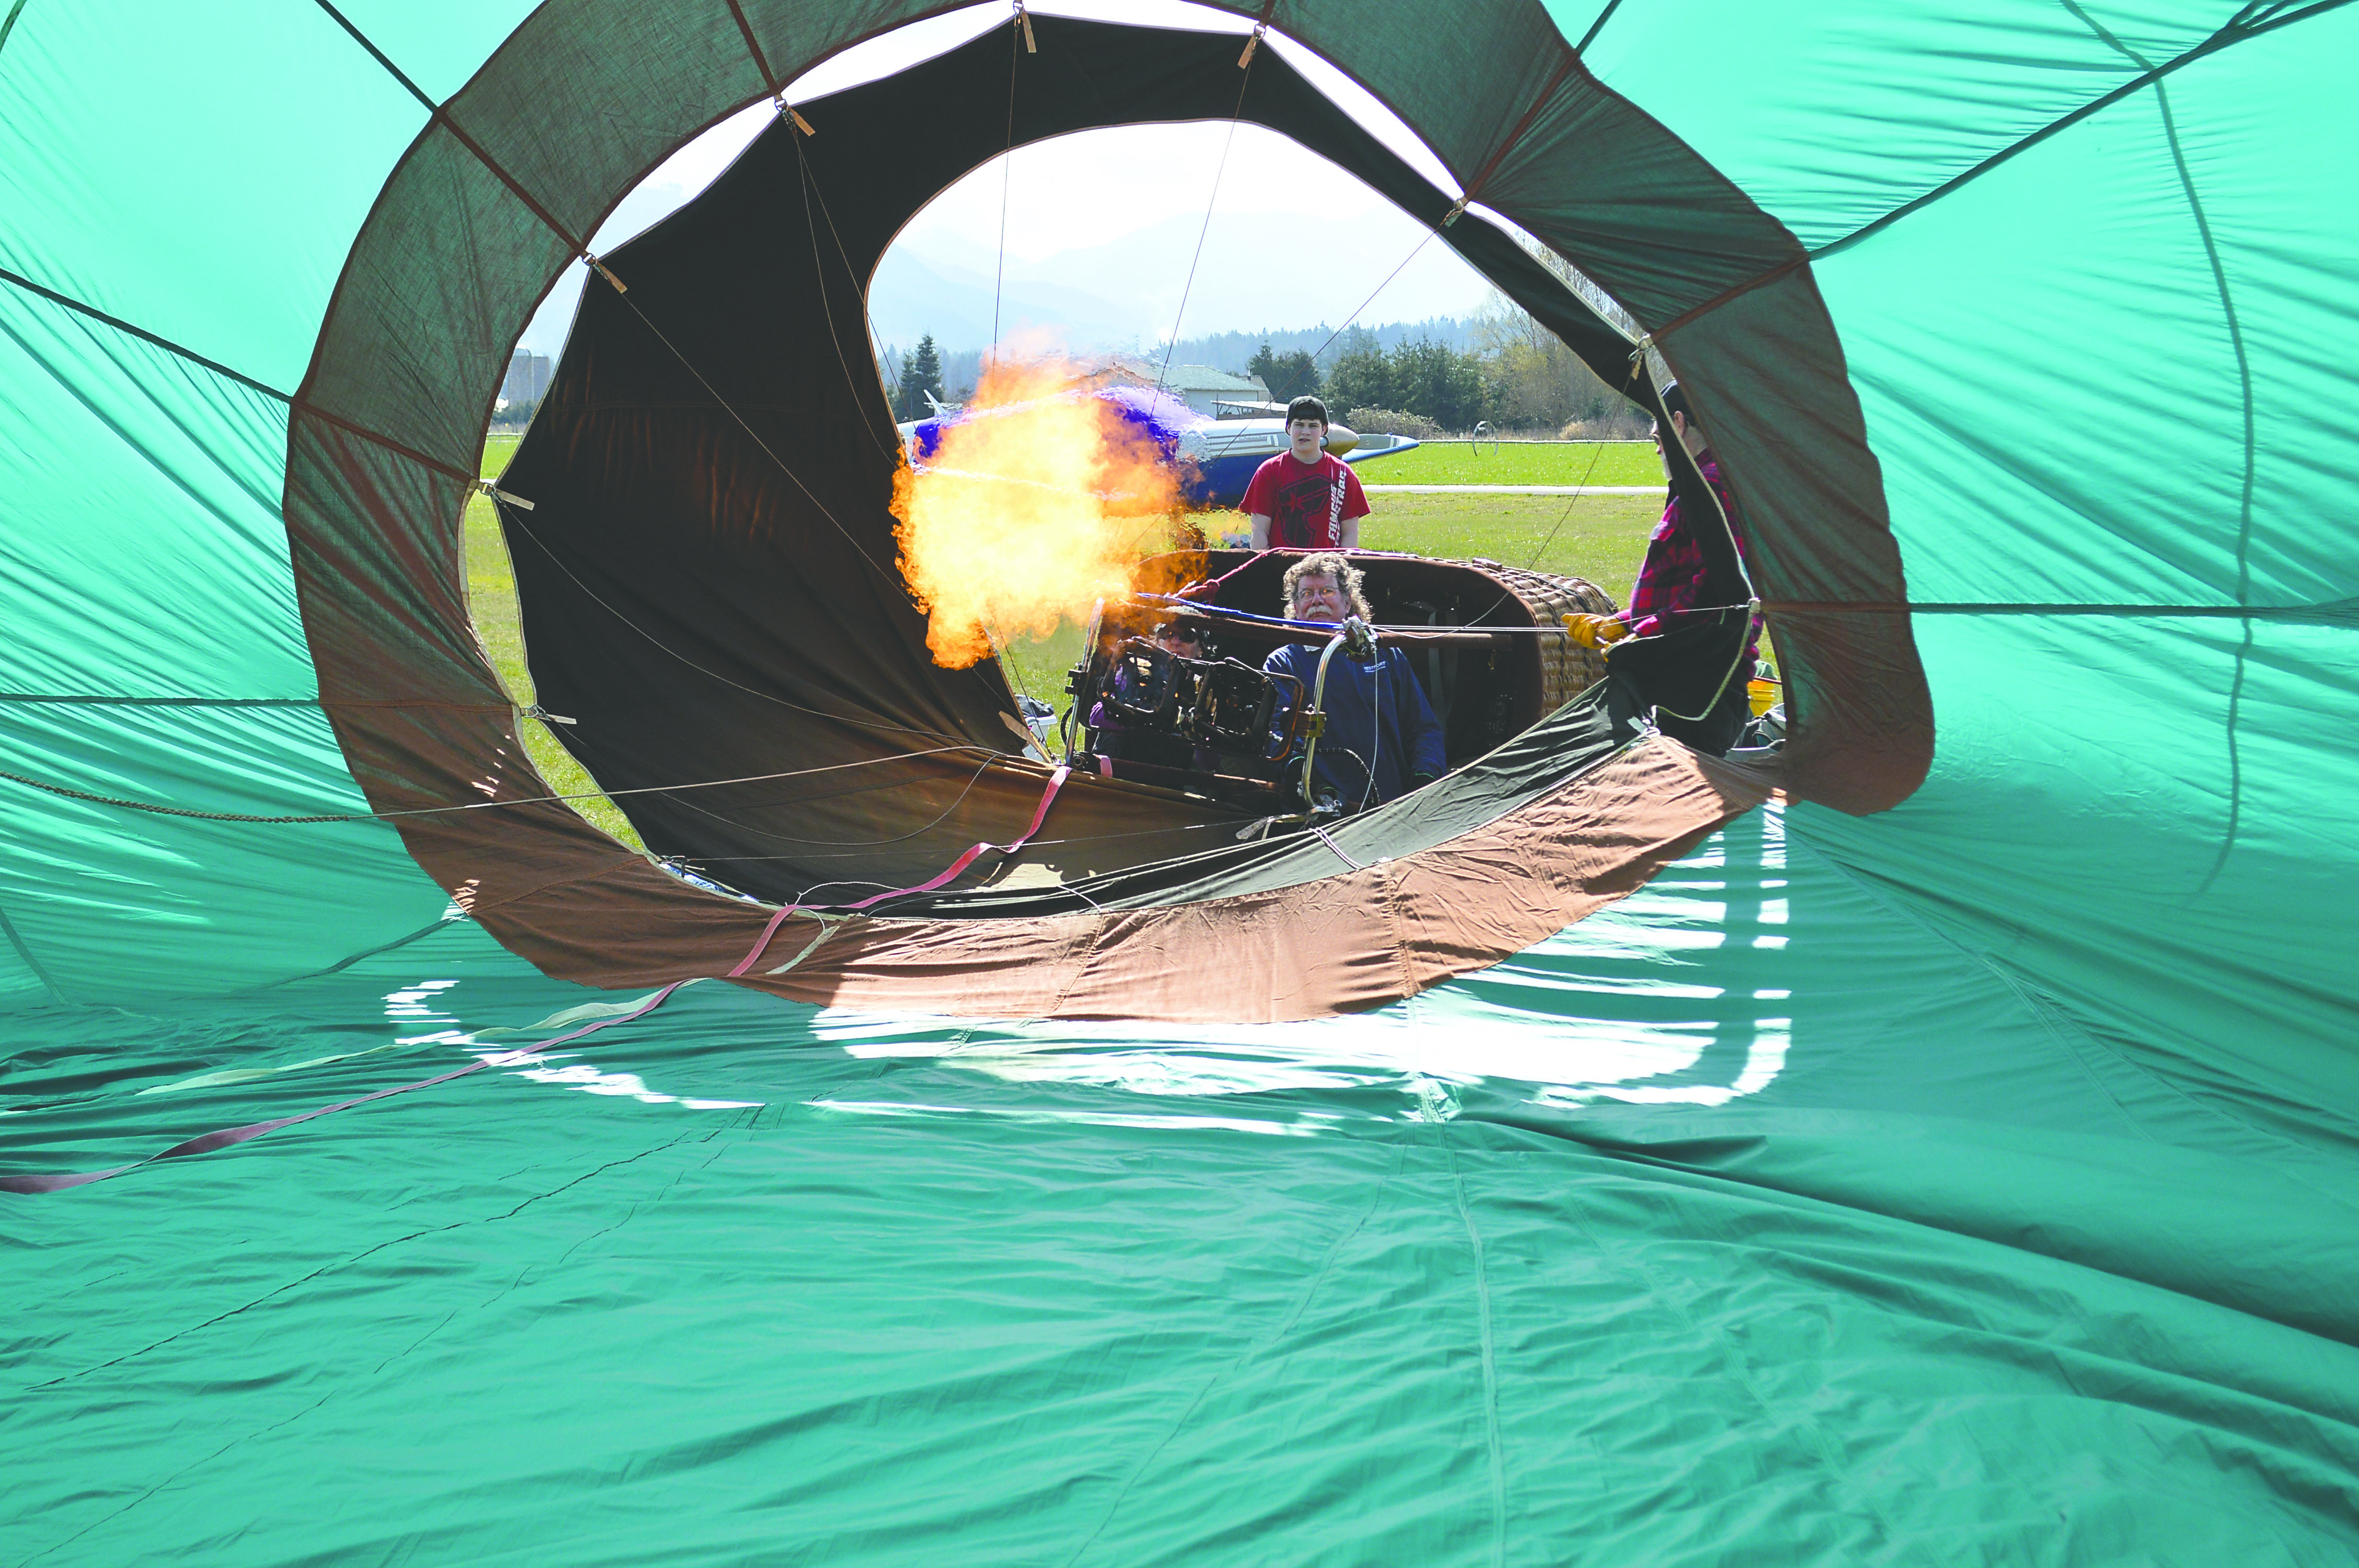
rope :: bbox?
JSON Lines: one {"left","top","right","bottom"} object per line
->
{"left": 789, "top": 112, "right": 912, "bottom": 453}
{"left": 0, "top": 745, "right": 1002, "bottom": 826}
{"left": 0, "top": 264, "right": 291, "bottom": 402}
{"left": 493, "top": 499, "right": 966, "bottom": 747}
{"left": 990, "top": 5, "right": 1023, "bottom": 371}
{"left": 688, "top": 815, "right": 1232, "bottom": 864}
{"left": 1522, "top": 438, "right": 1611, "bottom": 569}
{"left": 0, "top": 694, "right": 326, "bottom": 707}
{"left": 1135, "top": 592, "right": 1589, "bottom": 636}
{"left": 0, "top": 262, "right": 477, "bottom": 488}
{"left": 983, "top": 621, "right": 1044, "bottom": 720}
{"left": 0, "top": 903, "right": 820, "bottom": 1195}
{"left": 1309, "top": 824, "right": 1362, "bottom": 869}
{"left": 780, "top": 762, "right": 1069, "bottom": 910}
{"left": 655, "top": 752, "right": 1001, "bottom": 847}
{"left": 1303, "top": 229, "right": 1440, "bottom": 373}
{"left": 1632, "top": 1, "right": 2357, "bottom": 353}
{"left": 1762, "top": 599, "right": 2357, "bottom": 619}
{"left": 597, "top": 292, "right": 902, "bottom": 591}
{"left": 792, "top": 128, "right": 898, "bottom": 455}
{"left": 1151, "top": 32, "right": 1262, "bottom": 402}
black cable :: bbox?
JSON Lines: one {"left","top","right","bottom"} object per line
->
{"left": 494, "top": 499, "right": 972, "bottom": 750}
{"left": 601, "top": 287, "right": 903, "bottom": 591}
{"left": 792, "top": 129, "right": 898, "bottom": 455}
{"left": 1152, "top": 41, "right": 1261, "bottom": 402}
{"left": 655, "top": 752, "right": 1001, "bottom": 847}
{"left": 1303, "top": 230, "right": 1440, "bottom": 374}
{"left": 990, "top": 8, "right": 1021, "bottom": 368}
{"left": 1522, "top": 435, "right": 1613, "bottom": 570}
{"left": 689, "top": 814, "right": 1233, "bottom": 864}
{"left": 0, "top": 745, "right": 1001, "bottom": 827}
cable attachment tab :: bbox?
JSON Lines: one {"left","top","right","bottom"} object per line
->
{"left": 476, "top": 480, "right": 535, "bottom": 512}
{"left": 585, "top": 252, "right": 627, "bottom": 294}
{"left": 1015, "top": 0, "right": 1036, "bottom": 52}
{"left": 520, "top": 704, "right": 576, "bottom": 726}
{"left": 1440, "top": 195, "right": 1469, "bottom": 228}
{"left": 1238, "top": 22, "right": 1266, "bottom": 67}
{"left": 1625, "top": 331, "right": 1654, "bottom": 382}
{"left": 775, "top": 94, "right": 816, "bottom": 136}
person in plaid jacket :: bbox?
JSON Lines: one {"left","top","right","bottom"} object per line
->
{"left": 1564, "top": 384, "right": 1761, "bottom": 754}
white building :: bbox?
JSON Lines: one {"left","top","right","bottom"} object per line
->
{"left": 501, "top": 351, "right": 551, "bottom": 408}
{"left": 1110, "top": 359, "right": 1269, "bottom": 418}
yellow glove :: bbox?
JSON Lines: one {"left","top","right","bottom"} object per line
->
{"left": 1562, "top": 613, "right": 1630, "bottom": 649}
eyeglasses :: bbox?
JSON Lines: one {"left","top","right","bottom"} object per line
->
{"left": 1158, "top": 626, "right": 1205, "bottom": 645}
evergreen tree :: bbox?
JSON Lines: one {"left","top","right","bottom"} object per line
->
{"left": 1388, "top": 337, "right": 1492, "bottom": 431}
{"left": 1321, "top": 329, "right": 1393, "bottom": 414}
{"left": 1325, "top": 335, "right": 1493, "bottom": 432}
{"left": 1246, "top": 341, "right": 1321, "bottom": 405}
{"left": 896, "top": 334, "right": 944, "bottom": 419}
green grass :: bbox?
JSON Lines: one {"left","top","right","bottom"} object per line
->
{"left": 1352, "top": 439, "right": 1664, "bottom": 488}
{"left": 465, "top": 433, "right": 648, "bottom": 851}
{"left": 464, "top": 436, "right": 1666, "bottom": 820}
{"left": 1361, "top": 491, "right": 1661, "bottom": 598}
{"left": 997, "top": 490, "right": 1665, "bottom": 732}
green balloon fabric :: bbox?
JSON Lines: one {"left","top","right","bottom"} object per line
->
{"left": 5, "top": 2, "right": 2356, "bottom": 1561}
{"left": 1576, "top": 0, "right": 2359, "bottom": 1103}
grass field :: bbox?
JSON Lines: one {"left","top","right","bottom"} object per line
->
{"left": 982, "top": 487, "right": 1666, "bottom": 730}
{"left": 1352, "top": 440, "right": 1663, "bottom": 488}
{"left": 467, "top": 432, "right": 1661, "bottom": 847}
{"left": 465, "top": 434, "right": 647, "bottom": 849}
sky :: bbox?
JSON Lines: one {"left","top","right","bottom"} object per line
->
{"left": 515, "top": 0, "right": 1503, "bottom": 362}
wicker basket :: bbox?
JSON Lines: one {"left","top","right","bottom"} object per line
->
{"left": 1469, "top": 559, "right": 1620, "bottom": 714}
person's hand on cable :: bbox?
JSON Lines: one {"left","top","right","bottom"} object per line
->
{"left": 1562, "top": 613, "right": 1630, "bottom": 649}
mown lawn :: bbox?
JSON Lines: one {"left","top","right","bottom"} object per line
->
{"left": 467, "top": 433, "right": 1663, "bottom": 842}
{"left": 970, "top": 487, "right": 1667, "bottom": 733}
{"left": 466, "top": 433, "right": 646, "bottom": 849}
{"left": 1352, "top": 439, "right": 1664, "bottom": 487}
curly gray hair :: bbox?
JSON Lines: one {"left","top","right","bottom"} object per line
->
{"left": 1280, "top": 552, "right": 1373, "bottom": 621}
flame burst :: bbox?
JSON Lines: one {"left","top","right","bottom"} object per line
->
{"left": 895, "top": 358, "right": 1184, "bottom": 669}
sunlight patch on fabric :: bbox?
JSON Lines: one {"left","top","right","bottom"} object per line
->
{"left": 812, "top": 809, "right": 1798, "bottom": 1113}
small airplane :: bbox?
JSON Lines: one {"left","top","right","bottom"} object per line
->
{"left": 897, "top": 385, "right": 1421, "bottom": 511}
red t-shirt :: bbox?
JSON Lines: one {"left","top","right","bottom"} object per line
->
{"left": 1242, "top": 451, "right": 1368, "bottom": 549}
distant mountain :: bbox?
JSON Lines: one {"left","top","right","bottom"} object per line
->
{"left": 872, "top": 206, "right": 1490, "bottom": 358}
{"left": 866, "top": 249, "right": 1148, "bottom": 358}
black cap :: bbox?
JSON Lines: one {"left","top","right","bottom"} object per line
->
{"left": 1286, "top": 394, "right": 1328, "bottom": 426}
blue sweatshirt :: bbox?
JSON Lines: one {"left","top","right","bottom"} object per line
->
{"left": 1263, "top": 642, "right": 1446, "bottom": 807}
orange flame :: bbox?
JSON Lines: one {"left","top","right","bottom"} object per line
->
{"left": 895, "top": 356, "right": 1185, "bottom": 669}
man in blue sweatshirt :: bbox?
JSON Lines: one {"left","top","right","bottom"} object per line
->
{"left": 1264, "top": 554, "right": 1446, "bottom": 810}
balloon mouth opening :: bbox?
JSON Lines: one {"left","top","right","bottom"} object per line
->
{"left": 286, "top": 6, "right": 1922, "bottom": 1006}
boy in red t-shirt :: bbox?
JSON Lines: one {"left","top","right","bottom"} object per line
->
{"left": 1244, "top": 395, "right": 1368, "bottom": 551}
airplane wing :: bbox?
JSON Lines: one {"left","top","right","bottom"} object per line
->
{"left": 1339, "top": 434, "right": 1422, "bottom": 466}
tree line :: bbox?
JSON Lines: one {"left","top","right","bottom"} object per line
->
{"left": 889, "top": 335, "right": 949, "bottom": 421}
{"left": 883, "top": 239, "right": 1647, "bottom": 435}
{"left": 1250, "top": 314, "right": 1636, "bottom": 437}
{"left": 1240, "top": 243, "right": 1647, "bottom": 436}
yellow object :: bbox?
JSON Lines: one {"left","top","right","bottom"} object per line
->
{"left": 1748, "top": 677, "right": 1780, "bottom": 717}
{"left": 1561, "top": 613, "right": 1628, "bottom": 650}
